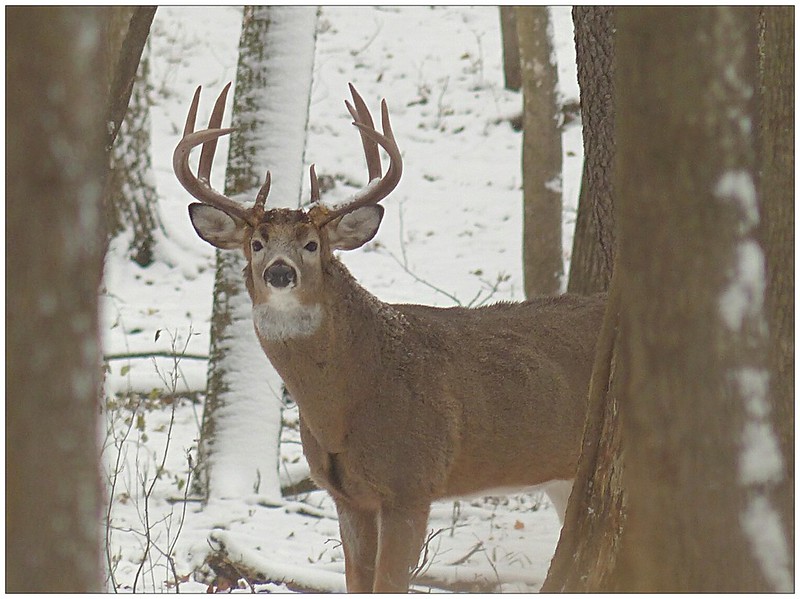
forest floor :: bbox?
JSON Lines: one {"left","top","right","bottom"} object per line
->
{"left": 101, "top": 6, "right": 582, "bottom": 592}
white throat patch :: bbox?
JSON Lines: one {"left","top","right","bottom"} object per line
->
{"left": 252, "top": 294, "right": 323, "bottom": 341}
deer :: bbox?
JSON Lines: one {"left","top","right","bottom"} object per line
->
{"left": 174, "top": 83, "right": 606, "bottom": 593}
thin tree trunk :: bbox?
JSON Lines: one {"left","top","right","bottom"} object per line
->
{"left": 499, "top": 7, "right": 521, "bottom": 92}
{"left": 7, "top": 6, "right": 107, "bottom": 592}
{"left": 567, "top": 6, "right": 616, "bottom": 295}
{"left": 517, "top": 6, "right": 563, "bottom": 297}
{"left": 196, "top": 6, "right": 318, "bottom": 503}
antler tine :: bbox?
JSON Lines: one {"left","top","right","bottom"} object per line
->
{"left": 313, "top": 86, "right": 402, "bottom": 227}
{"left": 183, "top": 86, "right": 202, "bottom": 137}
{"left": 346, "top": 84, "right": 382, "bottom": 181}
{"left": 254, "top": 171, "right": 271, "bottom": 210}
{"left": 309, "top": 164, "right": 320, "bottom": 203}
{"left": 197, "top": 82, "right": 232, "bottom": 183}
{"left": 173, "top": 84, "right": 255, "bottom": 225}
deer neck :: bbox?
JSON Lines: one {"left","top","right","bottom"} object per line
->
{"left": 251, "top": 258, "right": 404, "bottom": 453}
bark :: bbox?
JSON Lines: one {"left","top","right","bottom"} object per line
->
{"left": 567, "top": 6, "right": 616, "bottom": 295}
{"left": 106, "top": 6, "right": 157, "bottom": 150}
{"left": 542, "top": 9, "right": 621, "bottom": 589}
{"left": 6, "top": 6, "right": 107, "bottom": 592}
{"left": 547, "top": 7, "right": 793, "bottom": 592}
{"left": 610, "top": 7, "right": 789, "bottom": 591}
{"left": 517, "top": 6, "right": 563, "bottom": 297}
{"left": 196, "top": 6, "right": 318, "bottom": 502}
{"left": 757, "top": 6, "right": 794, "bottom": 564}
{"left": 499, "top": 7, "right": 521, "bottom": 91}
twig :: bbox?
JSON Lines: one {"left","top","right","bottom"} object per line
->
{"left": 104, "top": 351, "right": 207, "bottom": 361}
{"left": 350, "top": 18, "right": 383, "bottom": 56}
{"left": 448, "top": 540, "right": 484, "bottom": 566}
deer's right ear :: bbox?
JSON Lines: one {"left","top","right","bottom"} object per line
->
{"left": 188, "top": 203, "right": 247, "bottom": 250}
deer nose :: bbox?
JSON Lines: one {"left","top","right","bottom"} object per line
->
{"left": 265, "top": 260, "right": 297, "bottom": 289}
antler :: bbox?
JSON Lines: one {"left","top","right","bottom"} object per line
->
{"left": 173, "top": 83, "right": 270, "bottom": 226}
{"left": 311, "top": 84, "right": 402, "bottom": 227}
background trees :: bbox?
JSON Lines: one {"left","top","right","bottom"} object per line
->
{"left": 516, "top": 7, "right": 563, "bottom": 296}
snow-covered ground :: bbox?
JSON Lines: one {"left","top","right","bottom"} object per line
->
{"left": 101, "top": 6, "right": 582, "bottom": 592}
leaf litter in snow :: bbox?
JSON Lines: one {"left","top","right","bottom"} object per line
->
{"left": 101, "top": 6, "right": 581, "bottom": 593}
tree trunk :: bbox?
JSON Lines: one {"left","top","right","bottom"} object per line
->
{"left": 612, "top": 7, "right": 789, "bottom": 590}
{"left": 517, "top": 6, "right": 563, "bottom": 297}
{"left": 107, "top": 42, "right": 161, "bottom": 266}
{"left": 499, "top": 7, "right": 521, "bottom": 92}
{"left": 757, "top": 6, "right": 794, "bottom": 566}
{"left": 542, "top": 8, "right": 621, "bottom": 590}
{"left": 547, "top": 7, "right": 793, "bottom": 592}
{"left": 7, "top": 6, "right": 107, "bottom": 592}
{"left": 196, "top": 6, "right": 318, "bottom": 503}
{"left": 566, "top": 6, "right": 616, "bottom": 295}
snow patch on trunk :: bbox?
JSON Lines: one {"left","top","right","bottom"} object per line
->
{"left": 715, "top": 169, "right": 791, "bottom": 592}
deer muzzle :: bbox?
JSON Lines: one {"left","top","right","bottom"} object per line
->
{"left": 264, "top": 260, "right": 297, "bottom": 289}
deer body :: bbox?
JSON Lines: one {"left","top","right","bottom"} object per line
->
{"left": 174, "top": 84, "right": 605, "bottom": 592}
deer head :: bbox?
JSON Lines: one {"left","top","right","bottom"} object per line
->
{"left": 173, "top": 83, "right": 402, "bottom": 315}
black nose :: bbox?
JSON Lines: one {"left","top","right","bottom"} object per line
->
{"left": 265, "top": 260, "right": 297, "bottom": 288}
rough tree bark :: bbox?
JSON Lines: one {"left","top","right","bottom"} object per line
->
{"left": 196, "top": 6, "right": 318, "bottom": 503}
{"left": 546, "top": 7, "right": 793, "bottom": 592}
{"left": 757, "top": 6, "right": 794, "bottom": 566}
{"left": 566, "top": 6, "right": 616, "bottom": 295}
{"left": 7, "top": 6, "right": 107, "bottom": 592}
{"left": 542, "top": 9, "right": 621, "bottom": 589}
{"left": 517, "top": 6, "right": 563, "bottom": 297}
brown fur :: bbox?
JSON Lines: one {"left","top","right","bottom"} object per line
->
{"left": 192, "top": 206, "right": 605, "bottom": 592}
{"left": 215, "top": 210, "right": 605, "bottom": 590}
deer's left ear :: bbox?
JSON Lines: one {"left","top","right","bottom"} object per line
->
{"left": 326, "top": 205, "right": 384, "bottom": 251}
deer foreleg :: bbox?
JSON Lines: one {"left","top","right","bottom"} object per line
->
{"left": 373, "top": 504, "right": 430, "bottom": 592}
{"left": 336, "top": 501, "right": 378, "bottom": 592}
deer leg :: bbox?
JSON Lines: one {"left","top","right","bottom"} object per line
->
{"left": 373, "top": 504, "right": 430, "bottom": 592}
{"left": 336, "top": 500, "right": 378, "bottom": 592}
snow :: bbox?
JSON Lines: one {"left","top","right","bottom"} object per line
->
{"left": 718, "top": 240, "right": 766, "bottom": 332}
{"left": 102, "top": 5, "right": 583, "bottom": 593}
{"left": 713, "top": 166, "right": 789, "bottom": 590}
{"left": 740, "top": 497, "right": 793, "bottom": 592}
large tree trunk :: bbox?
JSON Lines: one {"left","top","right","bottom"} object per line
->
{"left": 546, "top": 7, "right": 793, "bottom": 592}
{"left": 757, "top": 6, "right": 794, "bottom": 566}
{"left": 566, "top": 7, "right": 616, "bottom": 295}
{"left": 611, "top": 8, "right": 790, "bottom": 590}
{"left": 6, "top": 7, "right": 107, "bottom": 592}
{"left": 196, "top": 6, "right": 318, "bottom": 503}
{"left": 517, "top": 6, "right": 563, "bottom": 297}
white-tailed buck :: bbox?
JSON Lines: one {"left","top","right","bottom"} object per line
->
{"left": 174, "top": 83, "right": 605, "bottom": 592}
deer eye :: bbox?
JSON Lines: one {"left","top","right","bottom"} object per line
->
{"left": 304, "top": 241, "right": 318, "bottom": 252}
{"left": 251, "top": 240, "right": 264, "bottom": 252}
